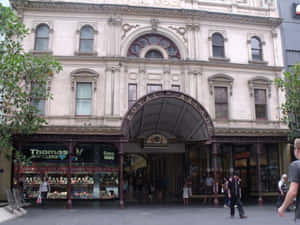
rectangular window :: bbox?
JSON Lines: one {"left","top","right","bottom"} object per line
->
{"left": 76, "top": 82, "right": 92, "bottom": 115}
{"left": 128, "top": 84, "right": 137, "bottom": 108}
{"left": 147, "top": 84, "right": 162, "bottom": 94}
{"left": 214, "top": 87, "right": 228, "bottom": 119}
{"left": 254, "top": 89, "right": 267, "bottom": 119}
{"left": 171, "top": 85, "right": 180, "bottom": 91}
{"left": 30, "top": 83, "right": 45, "bottom": 115}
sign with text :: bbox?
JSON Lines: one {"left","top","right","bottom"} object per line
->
{"left": 293, "top": 3, "right": 300, "bottom": 18}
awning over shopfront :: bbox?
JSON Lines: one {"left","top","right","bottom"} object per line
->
{"left": 121, "top": 90, "right": 214, "bottom": 142}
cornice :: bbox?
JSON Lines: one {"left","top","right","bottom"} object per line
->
{"left": 215, "top": 127, "right": 289, "bottom": 137}
{"left": 11, "top": 1, "right": 281, "bottom": 27}
{"left": 38, "top": 125, "right": 122, "bottom": 135}
{"left": 54, "top": 56, "right": 283, "bottom": 72}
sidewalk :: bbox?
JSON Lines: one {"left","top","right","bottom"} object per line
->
{"left": 0, "top": 203, "right": 295, "bottom": 225}
{"left": 0, "top": 204, "right": 27, "bottom": 224}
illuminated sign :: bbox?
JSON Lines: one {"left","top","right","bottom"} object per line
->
{"left": 294, "top": 3, "right": 300, "bottom": 18}
{"left": 30, "top": 149, "right": 68, "bottom": 160}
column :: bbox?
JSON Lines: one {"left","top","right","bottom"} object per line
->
{"left": 119, "top": 141, "right": 124, "bottom": 209}
{"left": 212, "top": 142, "right": 219, "bottom": 206}
{"left": 67, "top": 141, "right": 73, "bottom": 209}
{"left": 256, "top": 143, "right": 263, "bottom": 205}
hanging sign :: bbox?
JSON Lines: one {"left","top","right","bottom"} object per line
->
{"left": 294, "top": 3, "right": 300, "bottom": 18}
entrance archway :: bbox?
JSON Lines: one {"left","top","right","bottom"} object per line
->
{"left": 119, "top": 90, "right": 215, "bottom": 207}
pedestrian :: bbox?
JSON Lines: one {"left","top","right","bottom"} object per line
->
{"left": 276, "top": 174, "right": 288, "bottom": 209}
{"left": 203, "top": 173, "right": 214, "bottom": 204}
{"left": 183, "top": 183, "right": 189, "bottom": 206}
{"left": 39, "top": 176, "right": 50, "bottom": 208}
{"left": 228, "top": 172, "right": 247, "bottom": 219}
{"left": 278, "top": 138, "right": 300, "bottom": 222}
{"left": 222, "top": 177, "right": 230, "bottom": 208}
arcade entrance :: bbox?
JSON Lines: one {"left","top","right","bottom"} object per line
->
{"left": 124, "top": 153, "right": 184, "bottom": 203}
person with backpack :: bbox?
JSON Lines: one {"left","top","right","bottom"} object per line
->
{"left": 278, "top": 138, "right": 300, "bottom": 223}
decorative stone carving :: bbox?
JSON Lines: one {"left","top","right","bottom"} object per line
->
{"left": 107, "top": 16, "right": 122, "bottom": 26}
{"left": 105, "top": 65, "right": 121, "bottom": 73}
{"left": 71, "top": 68, "right": 99, "bottom": 92}
{"left": 150, "top": 18, "right": 160, "bottom": 31}
{"left": 168, "top": 26, "right": 187, "bottom": 42}
{"left": 208, "top": 74, "right": 234, "bottom": 96}
{"left": 248, "top": 76, "right": 272, "bottom": 97}
{"left": 186, "top": 23, "right": 200, "bottom": 31}
{"left": 121, "top": 23, "right": 140, "bottom": 39}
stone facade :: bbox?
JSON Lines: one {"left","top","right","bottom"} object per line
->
{"left": 12, "top": 0, "right": 287, "bottom": 135}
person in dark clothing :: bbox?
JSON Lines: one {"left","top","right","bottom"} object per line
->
{"left": 276, "top": 174, "right": 288, "bottom": 209}
{"left": 228, "top": 173, "right": 247, "bottom": 219}
{"left": 278, "top": 138, "right": 300, "bottom": 223}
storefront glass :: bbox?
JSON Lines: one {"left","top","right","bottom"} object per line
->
{"left": 14, "top": 143, "right": 119, "bottom": 200}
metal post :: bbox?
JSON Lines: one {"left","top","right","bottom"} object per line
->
{"left": 212, "top": 142, "right": 219, "bottom": 207}
{"left": 67, "top": 141, "right": 73, "bottom": 209}
{"left": 256, "top": 143, "right": 263, "bottom": 205}
{"left": 119, "top": 141, "right": 124, "bottom": 209}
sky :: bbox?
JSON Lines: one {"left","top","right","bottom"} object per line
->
{"left": 0, "top": 0, "right": 10, "bottom": 7}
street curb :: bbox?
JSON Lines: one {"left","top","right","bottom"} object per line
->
{"left": 0, "top": 206, "right": 27, "bottom": 224}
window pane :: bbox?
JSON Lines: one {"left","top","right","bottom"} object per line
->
{"left": 80, "top": 39, "right": 94, "bottom": 52}
{"left": 145, "top": 50, "right": 163, "bottom": 59}
{"left": 213, "top": 46, "right": 225, "bottom": 58}
{"left": 251, "top": 37, "right": 261, "bottom": 49}
{"left": 171, "top": 85, "right": 180, "bottom": 91}
{"left": 35, "top": 38, "right": 49, "bottom": 51}
{"left": 212, "top": 33, "right": 224, "bottom": 46}
{"left": 128, "top": 84, "right": 137, "bottom": 108}
{"left": 255, "top": 104, "right": 266, "bottom": 119}
{"left": 31, "top": 99, "right": 45, "bottom": 115}
{"left": 215, "top": 103, "right": 228, "bottom": 119}
{"left": 254, "top": 89, "right": 266, "bottom": 104}
{"left": 36, "top": 25, "right": 49, "bottom": 38}
{"left": 252, "top": 50, "right": 262, "bottom": 61}
{"left": 147, "top": 84, "right": 162, "bottom": 93}
{"left": 77, "top": 83, "right": 92, "bottom": 98}
{"left": 214, "top": 87, "right": 228, "bottom": 103}
{"left": 76, "top": 99, "right": 91, "bottom": 115}
{"left": 80, "top": 26, "right": 94, "bottom": 39}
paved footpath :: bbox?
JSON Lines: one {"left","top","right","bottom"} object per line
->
{"left": 0, "top": 203, "right": 296, "bottom": 225}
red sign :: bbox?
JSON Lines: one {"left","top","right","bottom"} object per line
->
{"left": 233, "top": 152, "right": 250, "bottom": 160}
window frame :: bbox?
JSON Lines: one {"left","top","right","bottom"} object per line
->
{"left": 212, "top": 33, "right": 225, "bottom": 58}
{"left": 214, "top": 86, "right": 229, "bottom": 120}
{"left": 208, "top": 30, "right": 229, "bottom": 62}
{"left": 247, "top": 33, "right": 267, "bottom": 64}
{"left": 248, "top": 76, "right": 272, "bottom": 121}
{"left": 31, "top": 21, "right": 53, "bottom": 54}
{"left": 76, "top": 82, "right": 93, "bottom": 116}
{"left": 79, "top": 25, "right": 95, "bottom": 53}
{"left": 254, "top": 88, "right": 267, "bottom": 120}
{"left": 208, "top": 74, "right": 234, "bottom": 120}
{"left": 71, "top": 69, "right": 99, "bottom": 117}
{"left": 75, "top": 23, "right": 98, "bottom": 56}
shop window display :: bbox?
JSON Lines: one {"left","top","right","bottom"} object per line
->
{"left": 14, "top": 143, "right": 119, "bottom": 200}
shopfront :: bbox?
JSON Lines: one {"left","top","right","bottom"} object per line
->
{"left": 13, "top": 141, "right": 119, "bottom": 201}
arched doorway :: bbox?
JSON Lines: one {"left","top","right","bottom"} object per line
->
{"left": 120, "top": 90, "right": 215, "bottom": 206}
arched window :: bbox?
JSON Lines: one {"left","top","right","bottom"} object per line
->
{"left": 35, "top": 24, "right": 49, "bottom": 51}
{"left": 79, "top": 25, "right": 94, "bottom": 53}
{"left": 212, "top": 33, "right": 225, "bottom": 58}
{"left": 251, "top": 37, "right": 263, "bottom": 61}
{"left": 127, "top": 34, "right": 181, "bottom": 60}
{"left": 145, "top": 50, "right": 163, "bottom": 59}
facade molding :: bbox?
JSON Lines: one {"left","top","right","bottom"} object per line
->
{"left": 11, "top": 1, "right": 282, "bottom": 27}
{"left": 55, "top": 56, "right": 284, "bottom": 72}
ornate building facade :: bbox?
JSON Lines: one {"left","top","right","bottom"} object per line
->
{"left": 2, "top": 0, "right": 289, "bottom": 207}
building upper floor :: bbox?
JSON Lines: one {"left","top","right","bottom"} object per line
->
{"left": 12, "top": 0, "right": 283, "bottom": 68}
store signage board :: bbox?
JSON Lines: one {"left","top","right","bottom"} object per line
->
{"left": 294, "top": 3, "right": 300, "bottom": 18}
{"left": 19, "top": 166, "right": 119, "bottom": 174}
